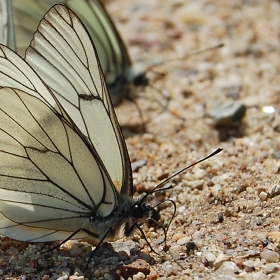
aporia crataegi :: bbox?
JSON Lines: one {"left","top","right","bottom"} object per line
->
{"left": 0, "top": 3, "right": 222, "bottom": 268}
{"left": 0, "top": 3, "right": 146, "bottom": 251}
{"left": 1, "top": 0, "right": 148, "bottom": 106}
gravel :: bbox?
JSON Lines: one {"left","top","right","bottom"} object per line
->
{"left": 1, "top": 0, "right": 280, "bottom": 279}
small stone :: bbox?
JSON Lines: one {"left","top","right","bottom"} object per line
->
{"left": 69, "top": 275, "right": 84, "bottom": 280}
{"left": 217, "top": 212, "right": 224, "bottom": 223}
{"left": 263, "top": 158, "right": 274, "bottom": 169}
{"left": 213, "top": 75, "right": 242, "bottom": 91}
{"left": 259, "top": 191, "right": 267, "bottom": 201}
{"left": 110, "top": 240, "right": 136, "bottom": 255}
{"left": 262, "top": 263, "right": 280, "bottom": 274}
{"left": 118, "top": 259, "right": 150, "bottom": 279}
{"left": 214, "top": 254, "right": 231, "bottom": 269}
{"left": 243, "top": 260, "right": 255, "bottom": 272}
{"left": 204, "top": 252, "right": 216, "bottom": 267}
{"left": 133, "top": 272, "right": 146, "bottom": 280}
{"left": 173, "top": 233, "right": 187, "bottom": 241}
{"left": 234, "top": 257, "right": 244, "bottom": 268}
{"left": 185, "top": 241, "right": 198, "bottom": 251}
{"left": 194, "top": 168, "right": 206, "bottom": 179}
{"left": 188, "top": 179, "right": 204, "bottom": 190}
{"left": 215, "top": 261, "right": 240, "bottom": 276}
{"left": 131, "top": 159, "right": 147, "bottom": 172}
{"left": 272, "top": 151, "right": 280, "bottom": 159}
{"left": 260, "top": 249, "right": 279, "bottom": 262}
{"left": 146, "top": 270, "right": 159, "bottom": 280}
{"left": 243, "top": 96, "right": 260, "bottom": 107}
{"left": 208, "top": 101, "right": 246, "bottom": 127}
{"left": 268, "top": 184, "right": 280, "bottom": 198}
{"left": 177, "top": 236, "right": 191, "bottom": 245}
{"left": 211, "top": 184, "right": 221, "bottom": 196}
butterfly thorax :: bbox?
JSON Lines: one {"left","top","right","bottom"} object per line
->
{"left": 88, "top": 193, "right": 153, "bottom": 243}
{"left": 109, "top": 68, "right": 148, "bottom": 106}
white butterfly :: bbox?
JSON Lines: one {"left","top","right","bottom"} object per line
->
{"left": 2, "top": 0, "right": 148, "bottom": 106}
{"left": 0, "top": 4, "right": 223, "bottom": 268}
{"left": 0, "top": 4, "right": 154, "bottom": 248}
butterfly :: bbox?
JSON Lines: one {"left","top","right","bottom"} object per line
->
{"left": 0, "top": 3, "right": 223, "bottom": 269}
{"left": 0, "top": 3, "right": 157, "bottom": 257}
{"left": 1, "top": 0, "right": 148, "bottom": 106}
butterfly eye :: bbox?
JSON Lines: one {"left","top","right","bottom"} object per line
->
{"left": 132, "top": 204, "right": 145, "bottom": 219}
{"left": 133, "top": 72, "right": 149, "bottom": 87}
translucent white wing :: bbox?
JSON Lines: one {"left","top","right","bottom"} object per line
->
{"left": 0, "top": 0, "right": 8, "bottom": 44}
{"left": 0, "top": 4, "right": 133, "bottom": 241}
{"left": 11, "top": 0, "right": 147, "bottom": 105}
{"left": 25, "top": 5, "right": 133, "bottom": 195}
{"left": 0, "top": 86, "right": 116, "bottom": 242}
{"left": 0, "top": 0, "right": 15, "bottom": 48}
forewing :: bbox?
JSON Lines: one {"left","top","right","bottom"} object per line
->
{"left": 64, "top": 0, "right": 132, "bottom": 87}
{"left": 0, "top": 0, "right": 15, "bottom": 49}
{"left": 25, "top": 5, "right": 133, "bottom": 195}
{"left": 0, "top": 87, "right": 117, "bottom": 242}
{"left": 12, "top": 0, "right": 134, "bottom": 105}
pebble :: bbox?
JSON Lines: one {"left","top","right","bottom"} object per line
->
{"left": 260, "top": 250, "right": 279, "bottom": 263}
{"left": 110, "top": 240, "right": 136, "bottom": 255}
{"left": 262, "top": 263, "right": 280, "bottom": 274}
{"left": 215, "top": 261, "right": 240, "bottom": 276}
{"left": 177, "top": 236, "right": 191, "bottom": 245}
{"left": 243, "top": 260, "right": 255, "bottom": 272}
{"left": 173, "top": 233, "right": 187, "bottom": 241}
{"left": 259, "top": 191, "right": 267, "bottom": 201}
{"left": 268, "top": 184, "right": 280, "bottom": 198}
{"left": 118, "top": 259, "right": 150, "bottom": 279}
{"left": 69, "top": 274, "right": 84, "bottom": 280}
{"left": 243, "top": 96, "right": 260, "bottom": 107}
{"left": 131, "top": 159, "right": 147, "bottom": 172}
{"left": 213, "top": 75, "right": 242, "bottom": 91}
{"left": 211, "top": 184, "right": 222, "bottom": 196}
{"left": 217, "top": 212, "right": 224, "bottom": 223}
{"left": 204, "top": 252, "right": 216, "bottom": 267}
{"left": 133, "top": 272, "right": 146, "bottom": 280}
{"left": 188, "top": 179, "right": 204, "bottom": 190}
{"left": 272, "top": 151, "right": 280, "bottom": 159}
{"left": 185, "top": 241, "right": 198, "bottom": 251}
{"left": 194, "top": 168, "right": 206, "bottom": 179}
{"left": 214, "top": 254, "right": 232, "bottom": 269}
{"left": 208, "top": 101, "right": 246, "bottom": 127}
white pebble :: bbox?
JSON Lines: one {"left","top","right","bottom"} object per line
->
{"left": 260, "top": 249, "right": 279, "bottom": 262}
{"left": 211, "top": 184, "right": 221, "bottom": 196}
{"left": 263, "top": 263, "right": 280, "bottom": 274}
{"left": 204, "top": 252, "right": 216, "bottom": 267}
{"left": 259, "top": 191, "right": 267, "bottom": 201}
{"left": 214, "top": 253, "right": 231, "bottom": 269}
{"left": 215, "top": 261, "right": 240, "bottom": 276}
{"left": 194, "top": 168, "right": 206, "bottom": 179}
{"left": 133, "top": 272, "right": 146, "bottom": 280}
{"left": 177, "top": 236, "right": 191, "bottom": 245}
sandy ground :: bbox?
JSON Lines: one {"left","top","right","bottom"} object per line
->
{"left": 1, "top": 0, "right": 280, "bottom": 279}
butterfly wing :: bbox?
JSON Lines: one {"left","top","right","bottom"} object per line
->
{"left": 11, "top": 0, "right": 145, "bottom": 105}
{"left": 25, "top": 4, "right": 133, "bottom": 196}
{"left": 0, "top": 0, "right": 15, "bottom": 49}
{"left": 0, "top": 85, "right": 117, "bottom": 242}
{"left": 0, "top": 4, "right": 132, "bottom": 242}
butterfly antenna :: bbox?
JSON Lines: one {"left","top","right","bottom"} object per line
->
{"left": 145, "top": 43, "right": 224, "bottom": 71}
{"left": 140, "top": 147, "right": 223, "bottom": 203}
